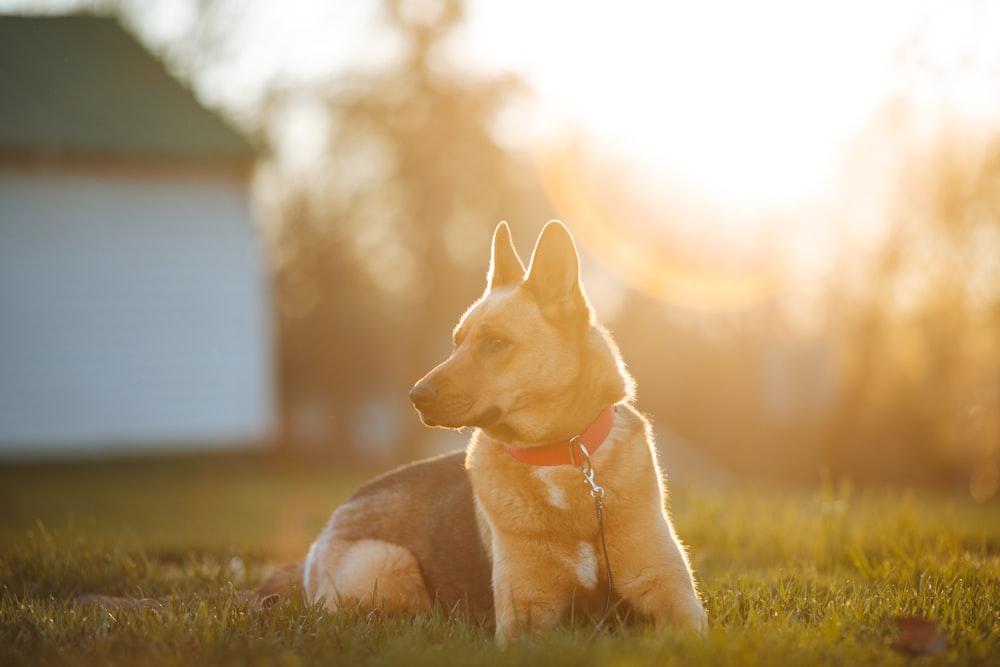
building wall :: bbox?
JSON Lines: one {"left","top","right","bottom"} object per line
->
{"left": 0, "top": 168, "right": 274, "bottom": 456}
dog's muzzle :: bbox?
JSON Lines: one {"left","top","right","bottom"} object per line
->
{"left": 409, "top": 381, "right": 490, "bottom": 428}
{"left": 409, "top": 381, "right": 442, "bottom": 426}
{"left": 409, "top": 381, "right": 436, "bottom": 410}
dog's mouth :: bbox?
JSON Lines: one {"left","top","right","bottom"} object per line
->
{"left": 414, "top": 403, "right": 503, "bottom": 430}
{"left": 416, "top": 410, "right": 464, "bottom": 429}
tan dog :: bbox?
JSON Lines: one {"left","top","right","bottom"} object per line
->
{"left": 299, "top": 221, "right": 707, "bottom": 642}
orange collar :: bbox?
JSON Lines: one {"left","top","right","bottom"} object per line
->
{"left": 502, "top": 405, "right": 616, "bottom": 467}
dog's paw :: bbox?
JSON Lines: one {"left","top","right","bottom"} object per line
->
{"left": 672, "top": 596, "right": 708, "bottom": 634}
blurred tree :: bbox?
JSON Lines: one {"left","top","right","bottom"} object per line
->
{"left": 265, "top": 0, "right": 555, "bottom": 459}
{"left": 824, "top": 103, "right": 1000, "bottom": 493}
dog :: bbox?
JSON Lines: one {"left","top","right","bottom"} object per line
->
{"left": 293, "top": 221, "right": 707, "bottom": 642}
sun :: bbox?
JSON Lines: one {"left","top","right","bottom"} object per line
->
{"left": 468, "top": 0, "right": 914, "bottom": 210}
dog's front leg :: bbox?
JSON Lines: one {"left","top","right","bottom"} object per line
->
{"left": 490, "top": 539, "right": 573, "bottom": 645}
{"left": 612, "top": 522, "right": 708, "bottom": 633}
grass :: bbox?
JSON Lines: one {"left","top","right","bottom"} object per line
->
{"left": 1, "top": 452, "right": 998, "bottom": 666}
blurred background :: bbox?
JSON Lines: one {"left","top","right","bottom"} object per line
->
{"left": 1, "top": 0, "right": 998, "bottom": 500}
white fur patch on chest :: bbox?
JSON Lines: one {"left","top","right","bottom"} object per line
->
{"left": 562, "top": 541, "right": 598, "bottom": 589}
{"left": 531, "top": 466, "right": 569, "bottom": 509}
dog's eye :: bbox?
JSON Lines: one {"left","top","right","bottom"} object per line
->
{"left": 479, "top": 337, "right": 509, "bottom": 354}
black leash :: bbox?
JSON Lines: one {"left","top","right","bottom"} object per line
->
{"left": 593, "top": 486, "right": 614, "bottom": 619}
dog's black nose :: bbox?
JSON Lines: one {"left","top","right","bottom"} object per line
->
{"left": 409, "top": 382, "right": 437, "bottom": 408}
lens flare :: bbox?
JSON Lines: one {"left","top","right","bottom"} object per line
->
{"left": 537, "top": 146, "right": 777, "bottom": 313}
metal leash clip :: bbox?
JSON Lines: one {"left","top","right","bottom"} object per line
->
{"left": 568, "top": 436, "right": 605, "bottom": 499}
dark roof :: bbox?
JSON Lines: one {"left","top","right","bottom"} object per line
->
{"left": 0, "top": 14, "right": 255, "bottom": 161}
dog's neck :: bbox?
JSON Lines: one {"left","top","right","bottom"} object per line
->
{"left": 499, "top": 405, "right": 616, "bottom": 466}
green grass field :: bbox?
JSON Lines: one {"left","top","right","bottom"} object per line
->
{"left": 1, "top": 452, "right": 998, "bottom": 666}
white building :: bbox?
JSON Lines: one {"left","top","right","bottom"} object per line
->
{"left": 0, "top": 15, "right": 274, "bottom": 457}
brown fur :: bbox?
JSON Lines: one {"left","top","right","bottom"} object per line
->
{"left": 301, "top": 221, "right": 707, "bottom": 643}
{"left": 301, "top": 450, "right": 493, "bottom": 618}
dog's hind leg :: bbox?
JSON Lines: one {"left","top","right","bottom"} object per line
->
{"left": 305, "top": 537, "right": 432, "bottom": 614}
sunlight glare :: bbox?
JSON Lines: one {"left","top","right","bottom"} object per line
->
{"left": 463, "top": 0, "right": 921, "bottom": 211}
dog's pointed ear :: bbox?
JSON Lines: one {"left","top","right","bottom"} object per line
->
{"left": 524, "top": 220, "right": 590, "bottom": 324}
{"left": 487, "top": 221, "right": 525, "bottom": 290}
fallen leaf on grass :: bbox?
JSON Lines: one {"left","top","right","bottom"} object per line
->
{"left": 890, "top": 615, "right": 947, "bottom": 656}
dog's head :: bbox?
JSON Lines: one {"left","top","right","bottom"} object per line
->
{"left": 409, "top": 221, "right": 633, "bottom": 444}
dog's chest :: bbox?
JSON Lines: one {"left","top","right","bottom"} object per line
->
{"left": 530, "top": 466, "right": 575, "bottom": 510}
{"left": 478, "top": 464, "right": 599, "bottom": 539}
